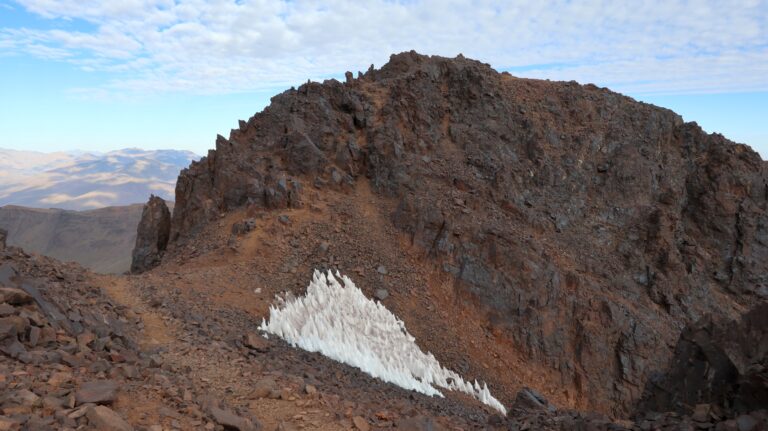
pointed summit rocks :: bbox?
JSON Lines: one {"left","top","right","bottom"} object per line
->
{"left": 130, "top": 195, "right": 171, "bottom": 273}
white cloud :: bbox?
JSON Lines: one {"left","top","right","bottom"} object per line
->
{"left": 2, "top": 0, "right": 767, "bottom": 95}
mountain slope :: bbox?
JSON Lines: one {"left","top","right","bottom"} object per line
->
{"left": 0, "top": 148, "right": 198, "bottom": 210}
{"left": 145, "top": 51, "right": 767, "bottom": 416}
{"left": 0, "top": 204, "right": 144, "bottom": 273}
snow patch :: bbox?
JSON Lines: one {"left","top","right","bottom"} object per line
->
{"left": 259, "top": 269, "right": 507, "bottom": 415}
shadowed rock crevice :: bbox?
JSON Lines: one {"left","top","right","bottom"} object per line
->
{"left": 638, "top": 303, "right": 768, "bottom": 416}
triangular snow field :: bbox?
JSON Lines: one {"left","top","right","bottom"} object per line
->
{"left": 259, "top": 269, "right": 507, "bottom": 415}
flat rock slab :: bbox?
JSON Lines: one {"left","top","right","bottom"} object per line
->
{"left": 86, "top": 405, "right": 134, "bottom": 431}
{"left": 353, "top": 416, "right": 370, "bottom": 431}
{"left": 76, "top": 380, "right": 118, "bottom": 405}
{"left": 209, "top": 405, "right": 258, "bottom": 431}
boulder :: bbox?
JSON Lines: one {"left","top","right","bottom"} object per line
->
{"left": 231, "top": 218, "right": 256, "bottom": 235}
{"left": 0, "top": 316, "right": 28, "bottom": 341}
{"left": 251, "top": 378, "right": 277, "bottom": 399}
{"left": 86, "top": 405, "right": 134, "bottom": 431}
{"left": 639, "top": 304, "right": 768, "bottom": 415}
{"left": 208, "top": 405, "right": 258, "bottom": 431}
{"left": 0, "top": 287, "right": 33, "bottom": 306}
{"left": 510, "top": 387, "right": 556, "bottom": 414}
{"left": 75, "top": 380, "right": 118, "bottom": 405}
{"left": 243, "top": 333, "right": 269, "bottom": 352}
{"left": 352, "top": 416, "right": 370, "bottom": 431}
{"left": 0, "top": 416, "right": 22, "bottom": 430}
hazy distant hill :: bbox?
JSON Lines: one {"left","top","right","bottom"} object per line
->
{"left": 0, "top": 148, "right": 198, "bottom": 210}
{"left": 0, "top": 204, "right": 146, "bottom": 273}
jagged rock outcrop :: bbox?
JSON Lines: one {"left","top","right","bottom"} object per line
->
{"left": 0, "top": 228, "right": 6, "bottom": 250}
{"left": 130, "top": 195, "right": 170, "bottom": 274}
{"left": 639, "top": 303, "right": 768, "bottom": 415}
{"left": 162, "top": 52, "right": 767, "bottom": 415}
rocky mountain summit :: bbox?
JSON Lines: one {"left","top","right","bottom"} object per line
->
{"left": 2, "top": 51, "right": 766, "bottom": 430}
{"left": 140, "top": 49, "right": 766, "bottom": 413}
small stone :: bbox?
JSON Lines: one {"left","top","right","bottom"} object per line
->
{"left": 736, "top": 415, "right": 758, "bottom": 431}
{"left": 331, "top": 170, "right": 342, "bottom": 184}
{"left": 75, "top": 380, "right": 118, "bottom": 405}
{"left": 352, "top": 416, "right": 370, "bottom": 431}
{"left": 251, "top": 378, "right": 277, "bottom": 398}
{"left": 280, "top": 388, "right": 292, "bottom": 400}
{"left": 692, "top": 404, "right": 711, "bottom": 422}
{"left": 0, "top": 318, "right": 19, "bottom": 341}
{"left": 243, "top": 333, "right": 268, "bottom": 352}
{"left": 374, "top": 289, "right": 389, "bottom": 301}
{"left": 76, "top": 331, "right": 96, "bottom": 348}
{"left": 42, "top": 395, "right": 66, "bottom": 411}
{"left": 0, "top": 316, "right": 28, "bottom": 339}
{"left": 231, "top": 219, "right": 257, "bottom": 235}
{"left": 15, "top": 389, "right": 41, "bottom": 406}
{"left": 27, "top": 326, "right": 40, "bottom": 347}
{"left": 86, "top": 405, "right": 134, "bottom": 431}
{"left": 25, "top": 415, "right": 55, "bottom": 430}
{"left": 0, "top": 303, "right": 15, "bottom": 317}
{"left": 278, "top": 215, "right": 291, "bottom": 225}
{"left": 208, "top": 405, "right": 258, "bottom": 431}
{"left": 0, "top": 416, "right": 22, "bottom": 431}
{"left": 0, "top": 339, "right": 25, "bottom": 358}
{"left": 304, "top": 384, "right": 317, "bottom": 395}
{"left": 376, "top": 265, "right": 387, "bottom": 275}
{"left": 0, "top": 287, "right": 33, "bottom": 305}
{"left": 48, "top": 371, "right": 73, "bottom": 387}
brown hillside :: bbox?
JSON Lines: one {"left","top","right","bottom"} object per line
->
{"left": 149, "top": 52, "right": 766, "bottom": 416}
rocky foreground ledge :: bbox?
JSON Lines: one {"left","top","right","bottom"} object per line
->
{"left": 1, "top": 220, "right": 766, "bottom": 430}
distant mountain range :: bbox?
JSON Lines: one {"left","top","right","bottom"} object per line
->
{"left": 0, "top": 148, "right": 198, "bottom": 210}
{"left": 0, "top": 204, "right": 146, "bottom": 273}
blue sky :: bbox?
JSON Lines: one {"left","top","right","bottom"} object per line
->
{"left": 1, "top": 0, "right": 767, "bottom": 158}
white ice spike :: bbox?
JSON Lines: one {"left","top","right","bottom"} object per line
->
{"left": 259, "top": 269, "right": 507, "bottom": 415}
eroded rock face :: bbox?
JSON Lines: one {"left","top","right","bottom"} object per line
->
{"left": 639, "top": 303, "right": 768, "bottom": 415}
{"left": 130, "top": 195, "right": 170, "bottom": 274}
{"left": 166, "top": 52, "right": 768, "bottom": 414}
{"left": 0, "top": 228, "right": 6, "bottom": 250}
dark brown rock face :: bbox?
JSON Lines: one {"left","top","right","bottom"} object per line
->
{"left": 166, "top": 52, "right": 768, "bottom": 414}
{"left": 130, "top": 195, "right": 170, "bottom": 274}
{"left": 639, "top": 303, "right": 768, "bottom": 415}
{"left": 0, "top": 228, "right": 6, "bottom": 250}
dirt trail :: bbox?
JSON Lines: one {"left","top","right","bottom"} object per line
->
{"left": 98, "top": 274, "right": 175, "bottom": 349}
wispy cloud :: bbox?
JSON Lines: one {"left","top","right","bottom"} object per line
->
{"left": 2, "top": 0, "right": 767, "bottom": 96}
